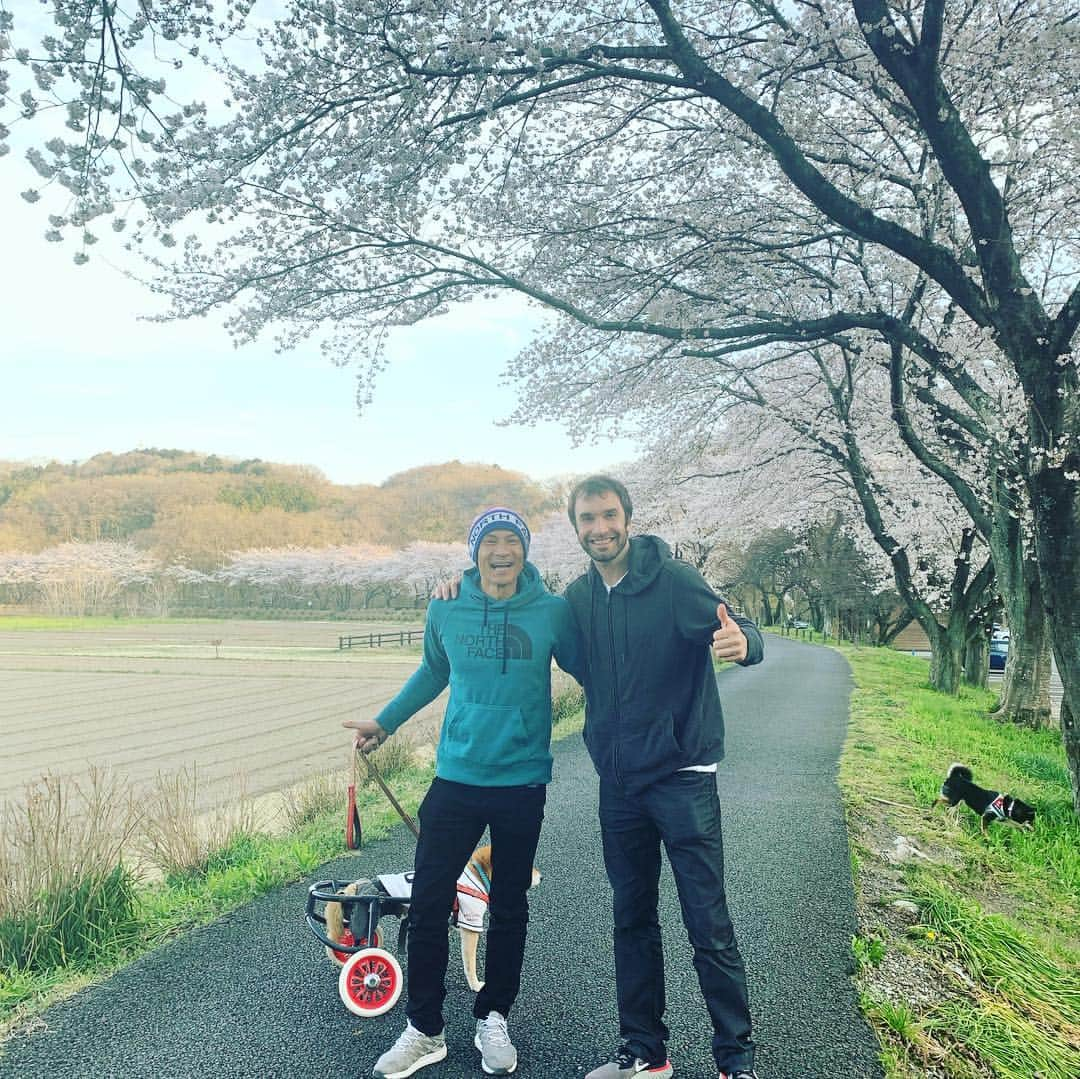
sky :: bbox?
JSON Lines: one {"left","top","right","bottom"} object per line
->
{"left": 0, "top": 134, "right": 638, "bottom": 490}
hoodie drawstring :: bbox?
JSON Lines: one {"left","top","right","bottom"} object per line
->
{"left": 483, "top": 596, "right": 509, "bottom": 674}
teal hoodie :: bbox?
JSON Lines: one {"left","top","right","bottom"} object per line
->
{"left": 374, "top": 563, "right": 583, "bottom": 786}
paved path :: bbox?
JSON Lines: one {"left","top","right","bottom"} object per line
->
{"left": 0, "top": 637, "right": 881, "bottom": 1078}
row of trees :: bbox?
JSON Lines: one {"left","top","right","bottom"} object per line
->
{"left": 0, "top": 512, "right": 902, "bottom": 636}
{"left": 4, "top": 2, "right": 1076, "bottom": 805}
{"left": 0, "top": 453, "right": 556, "bottom": 565}
{"left": 724, "top": 519, "right": 910, "bottom": 649}
{"left": 0, "top": 516, "right": 591, "bottom": 617}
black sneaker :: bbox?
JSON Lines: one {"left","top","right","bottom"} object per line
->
{"left": 720, "top": 1071, "right": 759, "bottom": 1079}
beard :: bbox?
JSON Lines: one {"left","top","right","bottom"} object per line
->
{"left": 580, "top": 531, "right": 628, "bottom": 563}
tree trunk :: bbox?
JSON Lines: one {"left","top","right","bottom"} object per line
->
{"left": 987, "top": 469, "right": 1054, "bottom": 726}
{"left": 1062, "top": 698, "right": 1080, "bottom": 817}
{"left": 1028, "top": 453, "right": 1080, "bottom": 813}
{"left": 928, "top": 618, "right": 965, "bottom": 695}
{"left": 964, "top": 631, "right": 988, "bottom": 689}
{"left": 991, "top": 606, "right": 1053, "bottom": 729}
{"left": 922, "top": 528, "right": 995, "bottom": 695}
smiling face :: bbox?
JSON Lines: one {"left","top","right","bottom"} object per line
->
{"left": 573, "top": 489, "right": 630, "bottom": 575}
{"left": 476, "top": 529, "right": 525, "bottom": 598}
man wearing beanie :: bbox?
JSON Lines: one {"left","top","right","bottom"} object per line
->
{"left": 345, "top": 507, "right": 582, "bottom": 1079}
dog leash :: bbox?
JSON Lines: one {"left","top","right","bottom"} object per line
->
{"left": 346, "top": 749, "right": 363, "bottom": 850}
{"left": 359, "top": 749, "right": 421, "bottom": 840}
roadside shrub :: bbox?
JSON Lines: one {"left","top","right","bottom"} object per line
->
{"left": 363, "top": 736, "right": 416, "bottom": 783}
{"left": 280, "top": 769, "right": 347, "bottom": 832}
{"left": 138, "top": 766, "right": 259, "bottom": 881}
{"left": 0, "top": 769, "right": 140, "bottom": 972}
{"left": 552, "top": 684, "right": 585, "bottom": 728}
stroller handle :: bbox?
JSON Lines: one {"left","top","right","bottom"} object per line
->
{"left": 305, "top": 879, "right": 409, "bottom": 954}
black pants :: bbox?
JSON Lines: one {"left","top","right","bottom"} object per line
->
{"left": 598, "top": 770, "right": 755, "bottom": 1074}
{"left": 406, "top": 777, "right": 546, "bottom": 1036}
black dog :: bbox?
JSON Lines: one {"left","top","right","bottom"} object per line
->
{"left": 936, "top": 763, "right": 1036, "bottom": 833}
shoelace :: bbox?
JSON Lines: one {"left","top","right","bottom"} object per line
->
{"left": 481, "top": 1014, "right": 511, "bottom": 1047}
{"left": 614, "top": 1046, "right": 638, "bottom": 1069}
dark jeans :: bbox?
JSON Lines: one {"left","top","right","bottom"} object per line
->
{"left": 406, "top": 777, "right": 546, "bottom": 1035}
{"left": 599, "top": 770, "right": 754, "bottom": 1074}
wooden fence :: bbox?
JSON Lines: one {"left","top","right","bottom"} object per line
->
{"left": 339, "top": 630, "right": 424, "bottom": 650}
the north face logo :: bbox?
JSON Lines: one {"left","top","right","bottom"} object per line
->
{"left": 457, "top": 624, "right": 533, "bottom": 661}
{"left": 501, "top": 624, "right": 533, "bottom": 660}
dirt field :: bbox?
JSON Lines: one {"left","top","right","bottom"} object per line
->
{"left": 0, "top": 618, "right": 443, "bottom": 817}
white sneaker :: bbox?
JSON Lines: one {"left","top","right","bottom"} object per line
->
{"left": 372, "top": 1021, "right": 447, "bottom": 1079}
{"left": 585, "top": 1045, "right": 673, "bottom": 1078}
{"left": 474, "top": 1011, "right": 518, "bottom": 1075}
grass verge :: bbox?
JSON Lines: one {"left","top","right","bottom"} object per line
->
{"left": 839, "top": 644, "right": 1078, "bottom": 1079}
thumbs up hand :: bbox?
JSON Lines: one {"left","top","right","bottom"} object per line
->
{"left": 712, "top": 602, "right": 748, "bottom": 663}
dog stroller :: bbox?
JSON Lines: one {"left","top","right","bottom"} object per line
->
{"left": 305, "top": 873, "right": 413, "bottom": 1017}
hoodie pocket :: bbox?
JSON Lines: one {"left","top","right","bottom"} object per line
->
{"left": 443, "top": 702, "right": 530, "bottom": 767}
{"left": 620, "top": 712, "right": 683, "bottom": 776}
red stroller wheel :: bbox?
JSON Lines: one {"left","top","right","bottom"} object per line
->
{"left": 326, "top": 928, "right": 383, "bottom": 967}
{"left": 339, "top": 947, "right": 403, "bottom": 1017}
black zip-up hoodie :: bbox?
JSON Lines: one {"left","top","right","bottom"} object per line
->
{"left": 564, "top": 534, "right": 764, "bottom": 795}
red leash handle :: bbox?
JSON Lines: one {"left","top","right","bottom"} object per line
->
{"left": 345, "top": 747, "right": 362, "bottom": 849}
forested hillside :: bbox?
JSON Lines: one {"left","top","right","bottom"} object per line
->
{"left": 0, "top": 451, "right": 555, "bottom": 569}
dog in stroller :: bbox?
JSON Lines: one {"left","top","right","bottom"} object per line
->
{"left": 306, "top": 844, "right": 540, "bottom": 1017}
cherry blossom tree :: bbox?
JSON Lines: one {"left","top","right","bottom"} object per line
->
{"left": 639, "top": 374, "right": 995, "bottom": 695}
{"left": 0, "top": 541, "right": 158, "bottom": 615}
{"left": 373, "top": 541, "right": 464, "bottom": 606}
{"left": 528, "top": 511, "right": 589, "bottom": 592}
{"left": 217, "top": 543, "right": 394, "bottom": 609}
{"left": 5, "top": 1, "right": 1078, "bottom": 804}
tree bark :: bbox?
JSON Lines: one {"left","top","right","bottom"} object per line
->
{"left": 1062, "top": 699, "right": 1080, "bottom": 817}
{"left": 964, "top": 631, "right": 988, "bottom": 689}
{"left": 987, "top": 470, "right": 1054, "bottom": 727}
{"left": 928, "top": 618, "right": 964, "bottom": 695}
{"left": 990, "top": 593, "right": 1053, "bottom": 729}
{"left": 1030, "top": 463, "right": 1080, "bottom": 813}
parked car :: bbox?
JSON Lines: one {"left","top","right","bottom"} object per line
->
{"left": 788, "top": 618, "right": 810, "bottom": 630}
{"left": 989, "top": 637, "right": 1009, "bottom": 671}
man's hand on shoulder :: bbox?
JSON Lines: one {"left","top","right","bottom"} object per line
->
{"left": 431, "top": 575, "right": 463, "bottom": 601}
{"left": 711, "top": 603, "right": 748, "bottom": 663}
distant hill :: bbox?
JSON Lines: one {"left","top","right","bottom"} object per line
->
{"left": 0, "top": 450, "right": 556, "bottom": 568}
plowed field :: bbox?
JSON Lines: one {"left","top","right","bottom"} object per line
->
{"left": 0, "top": 619, "right": 440, "bottom": 814}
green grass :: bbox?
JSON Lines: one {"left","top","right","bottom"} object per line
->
{"left": 852, "top": 933, "right": 887, "bottom": 972}
{"left": 0, "top": 760, "right": 434, "bottom": 1031}
{"left": 838, "top": 643, "right": 1079, "bottom": 1078}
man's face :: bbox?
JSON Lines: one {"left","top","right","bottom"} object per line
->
{"left": 573, "top": 491, "right": 630, "bottom": 564}
{"left": 476, "top": 529, "right": 525, "bottom": 588}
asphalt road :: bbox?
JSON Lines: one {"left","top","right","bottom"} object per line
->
{"left": 0, "top": 636, "right": 882, "bottom": 1079}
